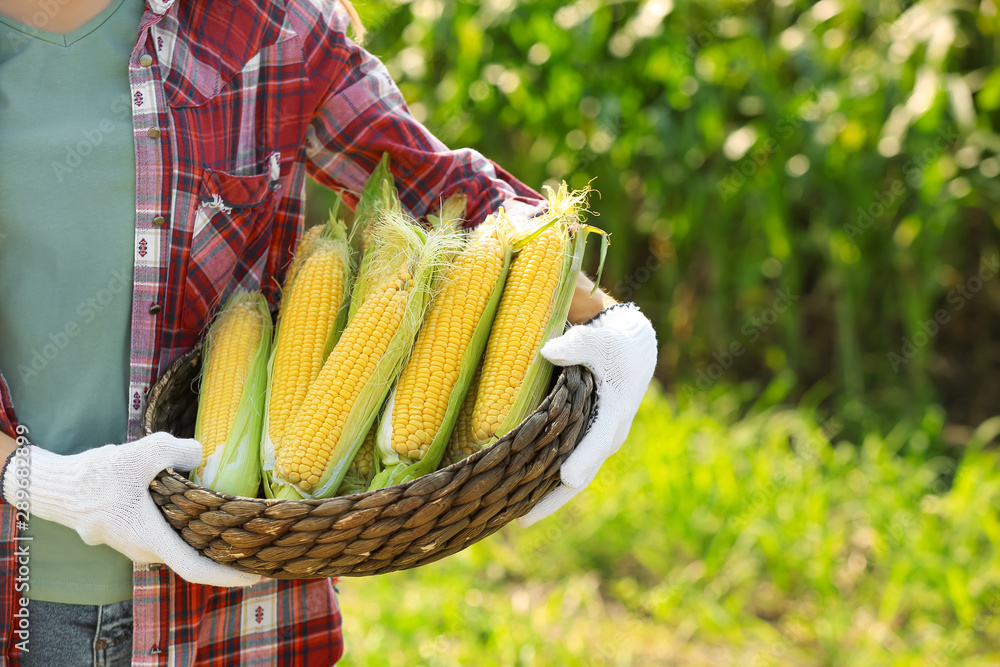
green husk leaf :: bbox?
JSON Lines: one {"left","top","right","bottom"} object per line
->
{"left": 349, "top": 153, "right": 399, "bottom": 251}
{"left": 329, "top": 190, "right": 346, "bottom": 226}
{"left": 261, "top": 335, "right": 280, "bottom": 499}
{"left": 440, "top": 360, "right": 483, "bottom": 466}
{"left": 334, "top": 478, "right": 365, "bottom": 496}
{"left": 346, "top": 154, "right": 405, "bottom": 322}
{"left": 426, "top": 192, "right": 468, "bottom": 229}
{"left": 269, "top": 209, "right": 461, "bottom": 499}
{"left": 319, "top": 216, "right": 353, "bottom": 362}
{"left": 591, "top": 225, "right": 610, "bottom": 296}
{"left": 193, "top": 290, "right": 272, "bottom": 498}
{"left": 272, "top": 484, "right": 303, "bottom": 500}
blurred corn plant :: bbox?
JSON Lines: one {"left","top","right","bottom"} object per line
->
{"left": 308, "top": 0, "right": 1000, "bottom": 437}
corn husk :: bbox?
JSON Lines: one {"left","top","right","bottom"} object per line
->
{"left": 192, "top": 289, "right": 272, "bottom": 497}
{"left": 426, "top": 192, "right": 468, "bottom": 229}
{"left": 346, "top": 153, "right": 404, "bottom": 321}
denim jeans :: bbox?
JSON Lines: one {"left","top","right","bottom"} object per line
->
{"left": 18, "top": 599, "right": 133, "bottom": 667}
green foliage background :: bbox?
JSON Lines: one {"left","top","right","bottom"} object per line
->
{"left": 308, "top": 0, "right": 1000, "bottom": 436}
{"left": 303, "top": 1, "right": 1000, "bottom": 664}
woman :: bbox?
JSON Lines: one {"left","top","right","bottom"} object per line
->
{"left": 0, "top": 0, "right": 656, "bottom": 663}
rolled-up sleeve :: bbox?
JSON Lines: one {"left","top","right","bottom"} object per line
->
{"left": 295, "top": 0, "right": 547, "bottom": 227}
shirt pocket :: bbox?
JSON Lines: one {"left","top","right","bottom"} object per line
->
{"left": 181, "top": 153, "right": 281, "bottom": 333}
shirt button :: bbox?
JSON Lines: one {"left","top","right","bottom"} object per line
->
{"left": 149, "top": 304, "right": 163, "bottom": 315}
{"left": 147, "top": 127, "right": 161, "bottom": 139}
{"left": 139, "top": 54, "right": 153, "bottom": 67}
{"left": 152, "top": 216, "right": 167, "bottom": 227}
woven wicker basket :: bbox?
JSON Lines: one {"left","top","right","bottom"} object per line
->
{"left": 142, "top": 344, "right": 596, "bottom": 578}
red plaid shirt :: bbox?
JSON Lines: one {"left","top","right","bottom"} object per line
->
{"left": 0, "top": 0, "right": 545, "bottom": 663}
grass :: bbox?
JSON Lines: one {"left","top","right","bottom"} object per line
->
{"left": 336, "top": 384, "right": 1000, "bottom": 666}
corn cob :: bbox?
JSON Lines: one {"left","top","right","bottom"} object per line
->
{"left": 262, "top": 215, "right": 351, "bottom": 463}
{"left": 468, "top": 183, "right": 602, "bottom": 448}
{"left": 388, "top": 232, "right": 502, "bottom": 459}
{"left": 337, "top": 426, "right": 378, "bottom": 495}
{"left": 276, "top": 268, "right": 409, "bottom": 490}
{"left": 369, "top": 215, "right": 512, "bottom": 488}
{"left": 351, "top": 429, "right": 377, "bottom": 481}
{"left": 442, "top": 363, "right": 481, "bottom": 466}
{"left": 192, "top": 289, "right": 272, "bottom": 497}
{"left": 472, "top": 225, "right": 564, "bottom": 444}
{"left": 269, "top": 208, "right": 460, "bottom": 498}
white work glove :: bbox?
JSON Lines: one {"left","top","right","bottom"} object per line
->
{"left": 2, "top": 432, "right": 260, "bottom": 588}
{"left": 518, "top": 303, "right": 657, "bottom": 527}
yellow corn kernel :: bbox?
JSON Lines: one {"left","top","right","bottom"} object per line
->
{"left": 390, "top": 232, "right": 505, "bottom": 460}
{"left": 348, "top": 428, "right": 376, "bottom": 480}
{"left": 282, "top": 224, "right": 325, "bottom": 296}
{"left": 268, "top": 245, "right": 347, "bottom": 444}
{"left": 443, "top": 363, "right": 481, "bottom": 465}
{"left": 471, "top": 226, "right": 565, "bottom": 445}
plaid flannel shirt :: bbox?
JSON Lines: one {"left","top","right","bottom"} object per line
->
{"left": 0, "top": 0, "right": 546, "bottom": 663}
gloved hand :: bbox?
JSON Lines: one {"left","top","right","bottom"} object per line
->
{"left": 1, "top": 432, "right": 260, "bottom": 588}
{"left": 518, "top": 303, "right": 657, "bottom": 527}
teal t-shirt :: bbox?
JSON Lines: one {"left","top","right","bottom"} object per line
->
{"left": 0, "top": 0, "right": 145, "bottom": 604}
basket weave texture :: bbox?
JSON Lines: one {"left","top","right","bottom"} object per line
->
{"left": 142, "top": 344, "right": 596, "bottom": 578}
